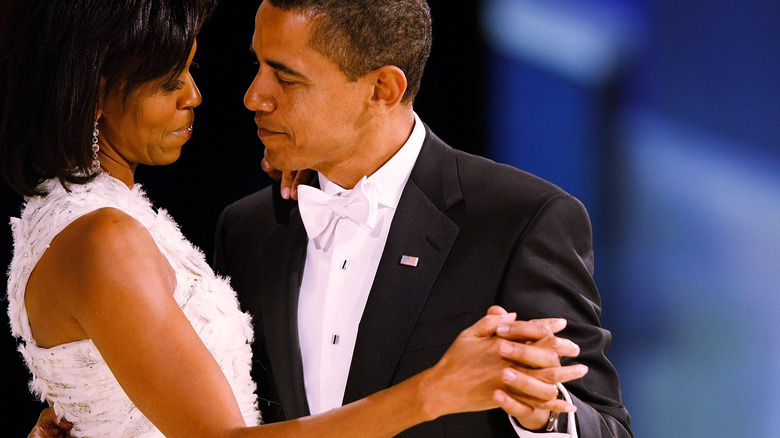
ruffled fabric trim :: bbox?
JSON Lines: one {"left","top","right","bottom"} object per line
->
{"left": 6, "top": 174, "right": 260, "bottom": 435}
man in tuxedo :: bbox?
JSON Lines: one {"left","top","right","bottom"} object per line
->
{"left": 214, "top": 0, "right": 632, "bottom": 436}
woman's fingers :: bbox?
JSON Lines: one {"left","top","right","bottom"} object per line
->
{"left": 27, "top": 407, "right": 72, "bottom": 438}
{"left": 280, "top": 170, "right": 295, "bottom": 199}
{"left": 290, "top": 169, "right": 313, "bottom": 200}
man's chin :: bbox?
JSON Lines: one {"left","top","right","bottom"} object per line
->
{"left": 265, "top": 156, "right": 300, "bottom": 173}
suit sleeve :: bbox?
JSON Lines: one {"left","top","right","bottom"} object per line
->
{"left": 498, "top": 193, "right": 633, "bottom": 438}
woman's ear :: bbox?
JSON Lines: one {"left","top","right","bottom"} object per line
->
{"left": 368, "top": 65, "right": 408, "bottom": 113}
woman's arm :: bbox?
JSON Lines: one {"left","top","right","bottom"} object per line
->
{"left": 28, "top": 208, "right": 586, "bottom": 437}
{"left": 29, "top": 208, "right": 247, "bottom": 434}
{"left": 230, "top": 312, "right": 585, "bottom": 438}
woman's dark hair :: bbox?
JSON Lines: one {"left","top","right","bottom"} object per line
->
{"left": 267, "top": 0, "right": 432, "bottom": 105}
{"left": 0, "top": 0, "right": 217, "bottom": 196}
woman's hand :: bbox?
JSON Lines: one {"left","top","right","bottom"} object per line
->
{"left": 261, "top": 150, "right": 313, "bottom": 200}
{"left": 418, "top": 310, "right": 588, "bottom": 428}
{"left": 28, "top": 407, "right": 72, "bottom": 438}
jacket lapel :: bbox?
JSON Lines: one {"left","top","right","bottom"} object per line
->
{"left": 261, "top": 205, "right": 311, "bottom": 418}
{"left": 342, "top": 129, "right": 463, "bottom": 404}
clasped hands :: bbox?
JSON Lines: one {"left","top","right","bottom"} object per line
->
{"left": 420, "top": 306, "right": 588, "bottom": 432}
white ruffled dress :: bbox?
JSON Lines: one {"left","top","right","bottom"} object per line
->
{"left": 6, "top": 174, "right": 260, "bottom": 436}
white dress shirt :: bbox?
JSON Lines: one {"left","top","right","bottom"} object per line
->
{"left": 297, "top": 112, "right": 576, "bottom": 436}
{"left": 298, "top": 113, "right": 425, "bottom": 415}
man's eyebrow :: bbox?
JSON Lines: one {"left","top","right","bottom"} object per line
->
{"left": 248, "top": 46, "right": 308, "bottom": 80}
{"left": 267, "top": 60, "right": 307, "bottom": 80}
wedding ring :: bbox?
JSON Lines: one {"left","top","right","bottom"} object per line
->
{"left": 545, "top": 385, "right": 563, "bottom": 431}
{"left": 545, "top": 410, "right": 559, "bottom": 432}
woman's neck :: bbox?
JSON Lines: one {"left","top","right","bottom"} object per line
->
{"left": 96, "top": 155, "right": 136, "bottom": 188}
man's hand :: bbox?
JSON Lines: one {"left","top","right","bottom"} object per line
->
{"left": 487, "top": 306, "right": 587, "bottom": 431}
{"left": 28, "top": 407, "right": 72, "bottom": 438}
{"left": 261, "top": 149, "right": 313, "bottom": 200}
{"left": 419, "top": 312, "right": 586, "bottom": 425}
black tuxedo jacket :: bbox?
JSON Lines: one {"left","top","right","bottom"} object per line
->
{"left": 214, "top": 126, "right": 632, "bottom": 437}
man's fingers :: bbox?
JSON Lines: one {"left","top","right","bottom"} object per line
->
{"left": 529, "top": 334, "right": 581, "bottom": 358}
{"left": 498, "top": 340, "right": 562, "bottom": 368}
{"left": 500, "top": 368, "right": 582, "bottom": 413}
{"left": 492, "top": 388, "right": 576, "bottom": 423}
{"left": 496, "top": 389, "right": 576, "bottom": 416}
{"left": 529, "top": 318, "right": 568, "bottom": 333}
{"left": 500, "top": 367, "right": 563, "bottom": 401}
{"left": 522, "top": 364, "right": 589, "bottom": 386}
{"left": 495, "top": 319, "right": 563, "bottom": 343}
{"left": 498, "top": 363, "right": 587, "bottom": 411}
{"left": 463, "top": 313, "right": 517, "bottom": 338}
{"left": 497, "top": 364, "right": 587, "bottom": 412}
{"left": 493, "top": 389, "right": 535, "bottom": 420}
{"left": 486, "top": 305, "right": 509, "bottom": 316}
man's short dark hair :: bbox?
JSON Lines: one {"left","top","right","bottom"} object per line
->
{"left": 267, "top": 0, "right": 433, "bottom": 104}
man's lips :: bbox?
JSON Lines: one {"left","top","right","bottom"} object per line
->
{"left": 254, "top": 116, "right": 285, "bottom": 137}
{"left": 256, "top": 123, "right": 285, "bottom": 137}
{"left": 257, "top": 127, "right": 283, "bottom": 137}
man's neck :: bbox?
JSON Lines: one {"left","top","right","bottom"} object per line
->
{"left": 319, "top": 110, "right": 416, "bottom": 189}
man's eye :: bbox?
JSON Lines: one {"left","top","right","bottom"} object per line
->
{"left": 162, "top": 79, "right": 185, "bottom": 92}
{"left": 276, "top": 75, "right": 295, "bottom": 86}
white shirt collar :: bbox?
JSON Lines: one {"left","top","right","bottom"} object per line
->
{"left": 317, "top": 112, "right": 425, "bottom": 209}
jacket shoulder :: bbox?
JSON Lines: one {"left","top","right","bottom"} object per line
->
{"left": 452, "top": 147, "right": 574, "bottom": 208}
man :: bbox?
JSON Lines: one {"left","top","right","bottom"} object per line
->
{"left": 214, "top": 0, "right": 631, "bottom": 436}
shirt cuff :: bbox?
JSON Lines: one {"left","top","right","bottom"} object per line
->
{"left": 508, "top": 383, "right": 578, "bottom": 438}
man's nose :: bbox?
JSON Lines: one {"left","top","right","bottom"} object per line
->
{"left": 244, "top": 73, "right": 276, "bottom": 112}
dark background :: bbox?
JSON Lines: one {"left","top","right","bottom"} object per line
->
{"left": 1, "top": 0, "right": 488, "bottom": 431}
{"left": 5, "top": 0, "right": 780, "bottom": 435}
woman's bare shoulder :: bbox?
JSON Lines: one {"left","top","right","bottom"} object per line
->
{"left": 26, "top": 206, "right": 175, "bottom": 346}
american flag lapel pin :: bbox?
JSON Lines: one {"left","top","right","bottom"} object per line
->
{"left": 400, "top": 255, "right": 419, "bottom": 267}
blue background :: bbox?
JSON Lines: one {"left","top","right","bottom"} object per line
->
{"left": 481, "top": 0, "right": 779, "bottom": 436}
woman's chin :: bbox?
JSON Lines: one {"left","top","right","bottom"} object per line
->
{"left": 149, "top": 149, "right": 184, "bottom": 167}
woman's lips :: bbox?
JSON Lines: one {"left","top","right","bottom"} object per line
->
{"left": 173, "top": 123, "right": 194, "bottom": 138}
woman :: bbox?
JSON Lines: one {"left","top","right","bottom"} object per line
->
{"left": 1, "top": 1, "right": 584, "bottom": 436}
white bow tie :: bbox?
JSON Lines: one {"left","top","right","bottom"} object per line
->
{"left": 297, "top": 177, "right": 381, "bottom": 249}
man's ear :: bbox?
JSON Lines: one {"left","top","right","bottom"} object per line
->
{"left": 367, "top": 65, "right": 407, "bottom": 113}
